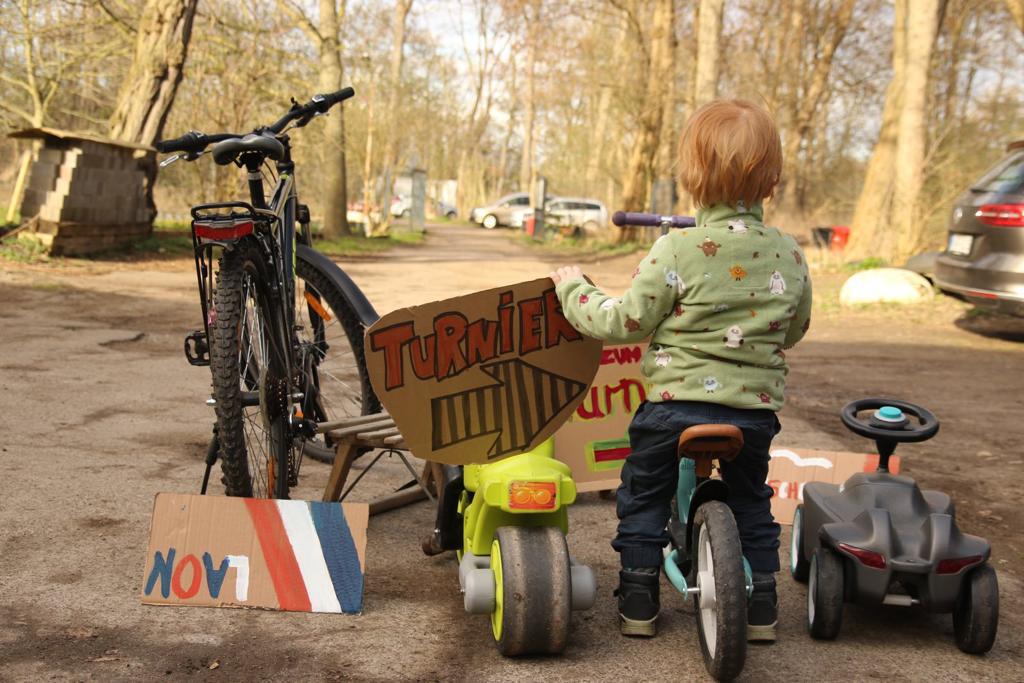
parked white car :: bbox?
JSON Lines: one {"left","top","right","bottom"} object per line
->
{"left": 510, "top": 197, "right": 608, "bottom": 236}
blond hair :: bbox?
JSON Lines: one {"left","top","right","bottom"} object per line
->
{"left": 678, "top": 99, "right": 782, "bottom": 208}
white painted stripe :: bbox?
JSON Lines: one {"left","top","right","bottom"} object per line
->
{"left": 276, "top": 500, "right": 342, "bottom": 613}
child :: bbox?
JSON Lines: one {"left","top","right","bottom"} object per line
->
{"left": 550, "top": 99, "right": 811, "bottom": 642}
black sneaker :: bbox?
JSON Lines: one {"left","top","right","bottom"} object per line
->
{"left": 748, "top": 572, "right": 778, "bottom": 642}
{"left": 615, "top": 568, "right": 660, "bottom": 637}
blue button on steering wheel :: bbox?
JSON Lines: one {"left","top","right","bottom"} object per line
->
{"left": 875, "top": 406, "right": 905, "bottom": 422}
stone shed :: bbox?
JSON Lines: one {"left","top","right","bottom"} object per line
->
{"left": 9, "top": 128, "right": 155, "bottom": 255}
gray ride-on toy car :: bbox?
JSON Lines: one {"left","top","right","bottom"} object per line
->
{"left": 790, "top": 398, "right": 999, "bottom": 654}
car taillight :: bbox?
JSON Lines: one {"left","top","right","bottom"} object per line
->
{"left": 837, "top": 543, "right": 886, "bottom": 569}
{"left": 975, "top": 204, "right": 1024, "bottom": 227}
{"left": 193, "top": 219, "right": 255, "bottom": 240}
{"left": 508, "top": 481, "right": 556, "bottom": 510}
{"left": 936, "top": 555, "right": 984, "bottom": 575}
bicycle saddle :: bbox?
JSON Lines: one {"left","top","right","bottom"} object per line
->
{"left": 677, "top": 424, "right": 743, "bottom": 477}
{"left": 212, "top": 133, "right": 285, "bottom": 165}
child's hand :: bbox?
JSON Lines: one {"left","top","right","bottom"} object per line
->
{"left": 549, "top": 265, "right": 584, "bottom": 285}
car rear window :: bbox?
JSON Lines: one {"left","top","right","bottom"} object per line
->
{"left": 971, "top": 151, "right": 1024, "bottom": 195}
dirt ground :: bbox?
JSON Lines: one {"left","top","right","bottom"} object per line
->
{"left": 1, "top": 222, "right": 1022, "bottom": 681}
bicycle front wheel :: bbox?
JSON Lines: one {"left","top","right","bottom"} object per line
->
{"left": 293, "top": 250, "right": 379, "bottom": 464}
{"left": 210, "top": 240, "right": 292, "bottom": 498}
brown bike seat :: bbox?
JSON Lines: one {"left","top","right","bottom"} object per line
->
{"left": 677, "top": 424, "right": 744, "bottom": 463}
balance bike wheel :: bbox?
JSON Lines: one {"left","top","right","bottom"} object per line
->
{"left": 807, "top": 547, "right": 844, "bottom": 639}
{"left": 790, "top": 505, "right": 810, "bottom": 583}
{"left": 953, "top": 563, "right": 999, "bottom": 654}
{"left": 490, "top": 526, "right": 571, "bottom": 656}
{"left": 692, "top": 501, "right": 747, "bottom": 682}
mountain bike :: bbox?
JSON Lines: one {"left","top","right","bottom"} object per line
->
{"left": 156, "top": 88, "right": 380, "bottom": 499}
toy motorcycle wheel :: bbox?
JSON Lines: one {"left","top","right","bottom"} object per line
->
{"left": 692, "top": 501, "right": 747, "bottom": 681}
{"left": 807, "top": 547, "right": 844, "bottom": 639}
{"left": 790, "top": 505, "right": 810, "bottom": 583}
{"left": 953, "top": 564, "right": 999, "bottom": 654}
{"left": 490, "top": 526, "right": 572, "bottom": 656}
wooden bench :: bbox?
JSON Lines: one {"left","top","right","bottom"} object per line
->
{"left": 321, "top": 412, "right": 442, "bottom": 516}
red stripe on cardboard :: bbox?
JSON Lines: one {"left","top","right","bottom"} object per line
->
{"left": 244, "top": 498, "right": 312, "bottom": 612}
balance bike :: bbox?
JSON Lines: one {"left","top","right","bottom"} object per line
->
{"left": 422, "top": 438, "right": 597, "bottom": 655}
{"left": 664, "top": 425, "right": 752, "bottom": 681}
{"left": 792, "top": 398, "right": 999, "bottom": 654}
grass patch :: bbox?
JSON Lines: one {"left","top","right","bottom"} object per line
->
{"left": 0, "top": 235, "right": 49, "bottom": 264}
{"left": 125, "top": 232, "right": 195, "bottom": 256}
{"left": 517, "top": 232, "right": 647, "bottom": 259}
{"left": 313, "top": 230, "right": 423, "bottom": 256}
{"left": 842, "top": 256, "right": 887, "bottom": 272}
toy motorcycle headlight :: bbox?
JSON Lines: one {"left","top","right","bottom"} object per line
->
{"left": 508, "top": 481, "right": 557, "bottom": 510}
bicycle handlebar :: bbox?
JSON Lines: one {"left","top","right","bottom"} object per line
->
{"left": 155, "top": 87, "right": 356, "bottom": 157}
{"left": 612, "top": 211, "right": 696, "bottom": 229}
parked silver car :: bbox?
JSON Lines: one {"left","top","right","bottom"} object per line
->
{"left": 470, "top": 192, "right": 530, "bottom": 229}
{"left": 935, "top": 141, "right": 1024, "bottom": 316}
{"left": 510, "top": 196, "right": 608, "bottom": 237}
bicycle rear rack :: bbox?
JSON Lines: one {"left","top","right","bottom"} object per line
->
{"left": 185, "top": 202, "right": 278, "bottom": 370}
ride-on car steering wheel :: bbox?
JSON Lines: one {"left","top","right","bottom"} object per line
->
{"left": 841, "top": 398, "right": 939, "bottom": 471}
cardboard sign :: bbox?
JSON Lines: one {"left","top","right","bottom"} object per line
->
{"left": 364, "top": 278, "right": 603, "bottom": 465}
{"left": 142, "top": 493, "right": 368, "bottom": 613}
{"left": 767, "top": 448, "right": 900, "bottom": 524}
{"left": 554, "top": 343, "right": 647, "bottom": 492}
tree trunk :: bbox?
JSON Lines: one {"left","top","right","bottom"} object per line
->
{"left": 378, "top": 0, "right": 414, "bottom": 233}
{"left": 691, "top": 0, "right": 724, "bottom": 109}
{"left": 892, "top": 0, "right": 942, "bottom": 260}
{"left": 845, "top": 0, "right": 908, "bottom": 259}
{"left": 108, "top": 0, "right": 198, "bottom": 144}
{"left": 777, "top": 0, "right": 855, "bottom": 216}
{"left": 519, "top": 24, "right": 537, "bottom": 202}
{"left": 619, "top": 0, "right": 675, "bottom": 241}
{"left": 1006, "top": 0, "right": 1024, "bottom": 32}
{"left": 318, "top": 0, "right": 351, "bottom": 239}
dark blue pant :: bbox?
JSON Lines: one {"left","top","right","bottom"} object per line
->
{"left": 613, "top": 400, "right": 781, "bottom": 573}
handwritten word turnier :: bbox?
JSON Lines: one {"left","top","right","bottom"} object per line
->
{"left": 370, "top": 287, "right": 583, "bottom": 391}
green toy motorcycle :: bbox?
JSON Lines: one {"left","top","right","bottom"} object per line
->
{"left": 422, "top": 438, "right": 597, "bottom": 655}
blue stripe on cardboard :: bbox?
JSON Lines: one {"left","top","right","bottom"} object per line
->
{"left": 309, "top": 501, "right": 364, "bottom": 613}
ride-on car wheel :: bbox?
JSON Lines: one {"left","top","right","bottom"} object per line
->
{"left": 790, "top": 505, "right": 810, "bottom": 583}
{"left": 953, "top": 564, "right": 999, "bottom": 654}
{"left": 490, "top": 526, "right": 571, "bottom": 656}
{"left": 807, "top": 547, "right": 844, "bottom": 639}
{"left": 691, "top": 501, "right": 747, "bottom": 682}
{"left": 482, "top": 214, "right": 498, "bottom": 230}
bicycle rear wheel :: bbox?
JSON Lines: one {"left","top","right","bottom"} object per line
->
{"left": 211, "top": 240, "right": 292, "bottom": 498}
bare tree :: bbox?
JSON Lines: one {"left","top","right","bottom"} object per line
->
{"left": 891, "top": 0, "right": 943, "bottom": 259}
{"left": 618, "top": 0, "right": 675, "bottom": 240}
{"left": 1006, "top": 0, "right": 1024, "bottom": 31}
{"left": 691, "top": 0, "right": 724, "bottom": 109}
{"left": 846, "top": 0, "right": 908, "bottom": 258}
{"left": 377, "top": 0, "right": 414, "bottom": 233}
{"left": 280, "top": 0, "right": 351, "bottom": 238}
{"left": 108, "top": 0, "right": 198, "bottom": 144}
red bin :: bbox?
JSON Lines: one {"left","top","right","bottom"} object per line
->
{"left": 830, "top": 225, "right": 850, "bottom": 251}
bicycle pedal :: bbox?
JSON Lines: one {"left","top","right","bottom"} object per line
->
{"left": 184, "top": 330, "right": 210, "bottom": 366}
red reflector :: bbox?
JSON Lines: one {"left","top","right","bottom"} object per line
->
{"left": 194, "top": 219, "right": 255, "bottom": 240}
{"left": 508, "top": 481, "right": 556, "bottom": 510}
{"left": 936, "top": 555, "right": 983, "bottom": 575}
{"left": 976, "top": 204, "right": 1024, "bottom": 227}
{"left": 838, "top": 543, "right": 886, "bottom": 569}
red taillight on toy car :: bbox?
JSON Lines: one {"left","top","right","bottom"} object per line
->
{"left": 508, "top": 481, "right": 556, "bottom": 510}
{"left": 838, "top": 543, "right": 887, "bottom": 569}
{"left": 193, "top": 219, "right": 255, "bottom": 240}
{"left": 975, "top": 204, "right": 1024, "bottom": 227}
{"left": 936, "top": 555, "right": 984, "bottom": 575}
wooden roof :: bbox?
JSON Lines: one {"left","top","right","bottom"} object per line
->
{"left": 8, "top": 126, "right": 153, "bottom": 152}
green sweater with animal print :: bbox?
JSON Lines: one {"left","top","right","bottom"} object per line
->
{"left": 555, "top": 203, "right": 812, "bottom": 411}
